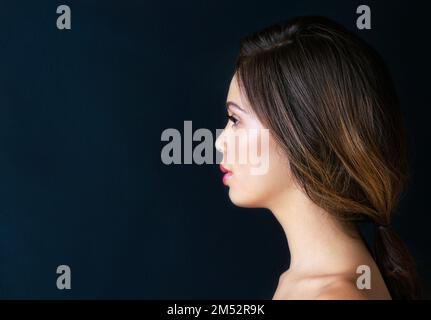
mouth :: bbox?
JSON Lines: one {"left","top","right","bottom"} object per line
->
{"left": 219, "top": 164, "right": 233, "bottom": 185}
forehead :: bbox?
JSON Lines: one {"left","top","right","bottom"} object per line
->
{"left": 227, "top": 74, "right": 251, "bottom": 112}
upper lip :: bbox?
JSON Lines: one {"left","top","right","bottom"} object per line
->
{"left": 220, "top": 164, "right": 232, "bottom": 173}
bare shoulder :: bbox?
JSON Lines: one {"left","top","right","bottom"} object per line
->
{"left": 315, "top": 279, "right": 368, "bottom": 300}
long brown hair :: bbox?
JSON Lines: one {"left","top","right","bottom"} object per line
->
{"left": 234, "top": 16, "right": 421, "bottom": 299}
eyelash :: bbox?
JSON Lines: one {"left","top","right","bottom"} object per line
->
{"left": 227, "top": 114, "right": 239, "bottom": 127}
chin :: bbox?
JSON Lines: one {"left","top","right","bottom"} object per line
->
{"left": 228, "top": 188, "right": 262, "bottom": 209}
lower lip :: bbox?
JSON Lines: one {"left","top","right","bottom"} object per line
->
{"left": 222, "top": 172, "right": 233, "bottom": 185}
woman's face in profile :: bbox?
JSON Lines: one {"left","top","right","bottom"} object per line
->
{"left": 215, "top": 74, "right": 293, "bottom": 209}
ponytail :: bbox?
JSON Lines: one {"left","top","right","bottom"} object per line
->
{"left": 374, "top": 224, "right": 421, "bottom": 299}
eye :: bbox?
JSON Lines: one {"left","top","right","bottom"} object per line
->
{"left": 227, "top": 113, "right": 240, "bottom": 127}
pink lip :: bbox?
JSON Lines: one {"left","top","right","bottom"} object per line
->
{"left": 220, "top": 164, "right": 233, "bottom": 185}
{"left": 222, "top": 172, "right": 233, "bottom": 185}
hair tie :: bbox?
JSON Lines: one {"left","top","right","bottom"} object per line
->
{"left": 376, "top": 223, "right": 391, "bottom": 231}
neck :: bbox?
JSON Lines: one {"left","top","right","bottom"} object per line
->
{"left": 268, "top": 186, "right": 368, "bottom": 276}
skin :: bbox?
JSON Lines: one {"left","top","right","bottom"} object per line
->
{"left": 215, "top": 74, "right": 392, "bottom": 300}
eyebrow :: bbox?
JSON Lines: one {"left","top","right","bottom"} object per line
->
{"left": 226, "top": 101, "right": 248, "bottom": 114}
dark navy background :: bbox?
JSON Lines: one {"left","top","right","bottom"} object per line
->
{"left": 0, "top": 0, "right": 429, "bottom": 298}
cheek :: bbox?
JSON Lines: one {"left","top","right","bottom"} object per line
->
{"left": 228, "top": 132, "right": 291, "bottom": 207}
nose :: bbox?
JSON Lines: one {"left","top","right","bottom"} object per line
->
{"left": 215, "top": 129, "right": 226, "bottom": 154}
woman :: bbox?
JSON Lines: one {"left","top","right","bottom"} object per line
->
{"left": 215, "top": 16, "right": 421, "bottom": 300}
